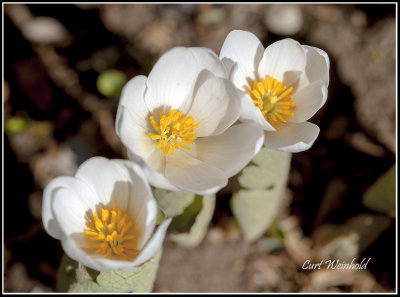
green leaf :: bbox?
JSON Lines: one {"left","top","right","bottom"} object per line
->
{"left": 153, "top": 188, "right": 216, "bottom": 248}
{"left": 96, "top": 69, "right": 127, "bottom": 98}
{"left": 156, "top": 207, "right": 166, "bottom": 225}
{"left": 269, "top": 220, "right": 286, "bottom": 241}
{"left": 231, "top": 148, "right": 291, "bottom": 242}
{"left": 363, "top": 165, "right": 396, "bottom": 214}
{"left": 69, "top": 280, "right": 102, "bottom": 292}
{"left": 231, "top": 189, "right": 280, "bottom": 242}
{"left": 169, "top": 194, "right": 216, "bottom": 248}
{"left": 169, "top": 195, "right": 203, "bottom": 233}
{"left": 67, "top": 249, "right": 163, "bottom": 293}
{"left": 75, "top": 263, "right": 97, "bottom": 283}
{"left": 238, "top": 165, "right": 274, "bottom": 190}
{"left": 56, "top": 254, "right": 79, "bottom": 292}
{"left": 153, "top": 188, "right": 196, "bottom": 218}
{"left": 95, "top": 249, "right": 162, "bottom": 293}
{"left": 56, "top": 255, "right": 100, "bottom": 292}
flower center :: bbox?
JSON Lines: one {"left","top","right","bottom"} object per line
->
{"left": 84, "top": 205, "right": 139, "bottom": 260}
{"left": 248, "top": 76, "right": 296, "bottom": 127}
{"left": 148, "top": 109, "right": 199, "bottom": 156}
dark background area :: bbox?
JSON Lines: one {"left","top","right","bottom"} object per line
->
{"left": 3, "top": 3, "right": 396, "bottom": 293}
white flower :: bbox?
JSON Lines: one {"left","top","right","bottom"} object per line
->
{"left": 220, "top": 30, "right": 329, "bottom": 152}
{"left": 42, "top": 157, "right": 171, "bottom": 273}
{"left": 116, "top": 46, "right": 264, "bottom": 195}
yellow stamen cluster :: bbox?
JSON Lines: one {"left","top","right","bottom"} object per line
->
{"left": 248, "top": 76, "right": 296, "bottom": 127}
{"left": 84, "top": 206, "right": 139, "bottom": 260}
{"left": 148, "top": 109, "right": 199, "bottom": 156}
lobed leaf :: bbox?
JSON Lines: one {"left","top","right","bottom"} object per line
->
{"left": 94, "top": 249, "right": 162, "bottom": 293}
{"left": 153, "top": 188, "right": 216, "bottom": 248}
{"left": 231, "top": 147, "right": 291, "bottom": 242}
{"left": 169, "top": 195, "right": 203, "bottom": 233}
{"left": 57, "top": 250, "right": 162, "bottom": 293}
{"left": 169, "top": 194, "right": 216, "bottom": 248}
{"left": 56, "top": 254, "right": 79, "bottom": 292}
{"left": 68, "top": 249, "right": 162, "bottom": 293}
{"left": 153, "top": 188, "right": 196, "bottom": 218}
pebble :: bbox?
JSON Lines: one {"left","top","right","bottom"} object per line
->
{"left": 206, "top": 227, "right": 225, "bottom": 245}
{"left": 264, "top": 5, "right": 303, "bottom": 36}
{"left": 21, "top": 16, "right": 68, "bottom": 44}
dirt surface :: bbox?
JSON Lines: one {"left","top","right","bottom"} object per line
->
{"left": 3, "top": 4, "right": 396, "bottom": 293}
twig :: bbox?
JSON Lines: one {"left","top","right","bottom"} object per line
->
{"left": 5, "top": 4, "right": 124, "bottom": 155}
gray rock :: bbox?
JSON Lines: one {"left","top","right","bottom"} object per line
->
{"left": 21, "top": 16, "right": 69, "bottom": 44}
{"left": 264, "top": 5, "right": 304, "bottom": 36}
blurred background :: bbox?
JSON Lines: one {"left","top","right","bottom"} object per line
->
{"left": 3, "top": 3, "right": 396, "bottom": 293}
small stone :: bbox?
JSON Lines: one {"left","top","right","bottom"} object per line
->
{"left": 28, "top": 191, "right": 43, "bottom": 220}
{"left": 206, "top": 227, "right": 225, "bottom": 245}
{"left": 21, "top": 16, "right": 69, "bottom": 44}
{"left": 31, "top": 284, "right": 53, "bottom": 293}
{"left": 250, "top": 271, "right": 267, "bottom": 286}
{"left": 162, "top": 4, "right": 197, "bottom": 17}
{"left": 264, "top": 5, "right": 304, "bottom": 36}
{"left": 253, "top": 258, "right": 280, "bottom": 288}
{"left": 8, "top": 131, "right": 40, "bottom": 161}
{"left": 351, "top": 10, "right": 367, "bottom": 28}
{"left": 4, "top": 80, "right": 10, "bottom": 103}
{"left": 31, "top": 143, "right": 78, "bottom": 188}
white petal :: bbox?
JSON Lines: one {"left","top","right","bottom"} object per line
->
{"left": 289, "top": 80, "right": 328, "bottom": 123}
{"left": 117, "top": 106, "right": 156, "bottom": 159}
{"left": 42, "top": 177, "right": 67, "bottom": 240}
{"left": 75, "top": 157, "right": 134, "bottom": 211}
{"left": 188, "top": 70, "right": 240, "bottom": 137}
{"left": 116, "top": 75, "right": 156, "bottom": 159}
{"left": 239, "top": 91, "right": 276, "bottom": 131}
{"left": 136, "top": 199, "right": 157, "bottom": 249}
{"left": 264, "top": 121, "right": 320, "bottom": 153}
{"left": 165, "top": 150, "right": 228, "bottom": 195}
{"left": 62, "top": 218, "right": 169, "bottom": 274}
{"left": 127, "top": 150, "right": 180, "bottom": 192}
{"left": 63, "top": 233, "right": 140, "bottom": 273}
{"left": 144, "top": 165, "right": 180, "bottom": 191}
{"left": 60, "top": 235, "right": 104, "bottom": 272}
{"left": 42, "top": 176, "right": 98, "bottom": 239}
{"left": 116, "top": 75, "right": 150, "bottom": 130}
{"left": 117, "top": 160, "right": 158, "bottom": 249}
{"left": 131, "top": 218, "right": 172, "bottom": 267}
{"left": 303, "top": 45, "right": 330, "bottom": 88}
{"left": 221, "top": 57, "right": 236, "bottom": 77}
{"left": 189, "top": 122, "right": 264, "bottom": 178}
{"left": 143, "top": 148, "right": 165, "bottom": 175}
{"left": 258, "top": 38, "right": 306, "bottom": 86}
{"left": 145, "top": 47, "right": 227, "bottom": 115}
{"left": 219, "top": 30, "right": 264, "bottom": 90}
{"left": 51, "top": 187, "right": 88, "bottom": 235}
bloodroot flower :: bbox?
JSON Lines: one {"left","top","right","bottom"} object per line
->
{"left": 220, "top": 30, "right": 329, "bottom": 152}
{"left": 42, "top": 157, "right": 171, "bottom": 273}
{"left": 116, "top": 46, "right": 264, "bottom": 195}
